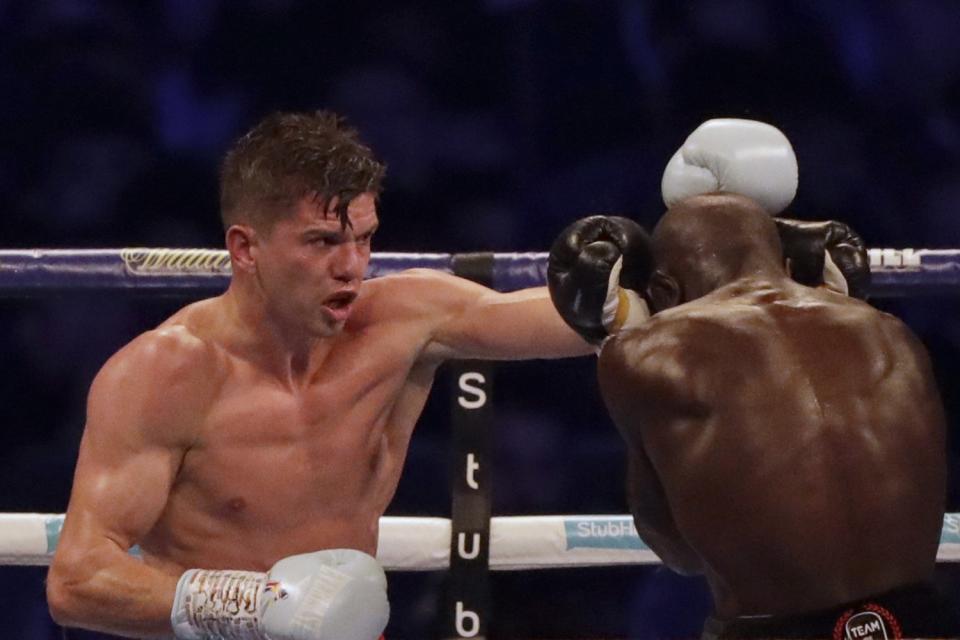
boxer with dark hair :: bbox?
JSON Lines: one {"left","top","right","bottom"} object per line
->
{"left": 46, "top": 110, "right": 593, "bottom": 640}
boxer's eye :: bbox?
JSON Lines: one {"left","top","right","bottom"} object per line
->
{"left": 306, "top": 234, "right": 339, "bottom": 247}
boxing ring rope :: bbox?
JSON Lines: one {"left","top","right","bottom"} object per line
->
{"left": 1, "top": 247, "right": 959, "bottom": 295}
{"left": 1, "top": 247, "right": 959, "bottom": 573}
{"left": 1, "top": 512, "right": 959, "bottom": 569}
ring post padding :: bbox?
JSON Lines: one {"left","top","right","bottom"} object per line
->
{"left": 445, "top": 253, "right": 495, "bottom": 640}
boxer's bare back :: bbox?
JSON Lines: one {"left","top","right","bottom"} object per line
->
{"left": 599, "top": 280, "right": 946, "bottom": 618}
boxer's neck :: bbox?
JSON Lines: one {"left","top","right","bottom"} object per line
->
{"left": 220, "top": 281, "right": 334, "bottom": 387}
{"left": 680, "top": 254, "right": 788, "bottom": 302}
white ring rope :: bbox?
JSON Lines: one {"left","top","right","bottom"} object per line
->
{"left": 2, "top": 513, "right": 958, "bottom": 570}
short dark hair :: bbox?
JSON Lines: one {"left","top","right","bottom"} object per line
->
{"left": 219, "top": 110, "right": 386, "bottom": 231}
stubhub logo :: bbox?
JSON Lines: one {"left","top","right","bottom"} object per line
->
{"left": 564, "top": 517, "right": 648, "bottom": 550}
{"left": 942, "top": 513, "right": 960, "bottom": 543}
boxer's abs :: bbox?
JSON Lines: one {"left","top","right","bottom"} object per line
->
{"left": 650, "top": 301, "right": 945, "bottom": 614}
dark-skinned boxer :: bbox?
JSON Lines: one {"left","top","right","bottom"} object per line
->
{"left": 549, "top": 120, "right": 958, "bottom": 638}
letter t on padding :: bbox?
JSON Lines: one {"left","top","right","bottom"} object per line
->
{"left": 466, "top": 453, "right": 479, "bottom": 489}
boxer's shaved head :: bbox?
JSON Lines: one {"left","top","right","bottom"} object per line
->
{"left": 648, "top": 193, "right": 786, "bottom": 308}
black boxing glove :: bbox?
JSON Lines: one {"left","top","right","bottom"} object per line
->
{"left": 548, "top": 215, "right": 654, "bottom": 345}
{"left": 774, "top": 218, "right": 871, "bottom": 299}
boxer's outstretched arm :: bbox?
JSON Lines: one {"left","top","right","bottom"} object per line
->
{"left": 47, "top": 329, "right": 208, "bottom": 638}
{"left": 414, "top": 269, "right": 594, "bottom": 361}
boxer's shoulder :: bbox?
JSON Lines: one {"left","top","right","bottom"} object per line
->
{"left": 360, "top": 268, "right": 484, "bottom": 322}
{"left": 598, "top": 319, "right": 702, "bottom": 414}
{"left": 85, "top": 325, "right": 219, "bottom": 445}
{"left": 602, "top": 305, "right": 770, "bottom": 375}
{"left": 94, "top": 315, "right": 224, "bottom": 422}
{"left": 107, "top": 324, "right": 215, "bottom": 378}
{"left": 600, "top": 315, "right": 696, "bottom": 380}
{"left": 610, "top": 303, "right": 748, "bottom": 344}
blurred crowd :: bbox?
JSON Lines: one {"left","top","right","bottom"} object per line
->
{"left": 1, "top": 1, "right": 959, "bottom": 637}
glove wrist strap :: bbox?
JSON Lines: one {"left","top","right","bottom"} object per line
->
{"left": 601, "top": 257, "right": 651, "bottom": 335}
{"left": 607, "top": 288, "right": 651, "bottom": 334}
{"left": 171, "top": 568, "right": 269, "bottom": 640}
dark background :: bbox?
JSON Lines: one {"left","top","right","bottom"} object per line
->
{"left": 1, "top": 1, "right": 959, "bottom": 638}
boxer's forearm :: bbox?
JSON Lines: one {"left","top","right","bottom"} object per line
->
{"left": 503, "top": 287, "right": 595, "bottom": 358}
{"left": 433, "top": 286, "right": 594, "bottom": 361}
{"left": 47, "top": 540, "right": 178, "bottom": 638}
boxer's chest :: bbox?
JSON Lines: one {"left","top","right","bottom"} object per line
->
{"left": 176, "top": 327, "right": 426, "bottom": 523}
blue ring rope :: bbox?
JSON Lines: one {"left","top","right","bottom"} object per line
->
{"left": 0, "top": 248, "right": 955, "bottom": 296}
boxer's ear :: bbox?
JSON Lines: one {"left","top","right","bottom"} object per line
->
{"left": 226, "top": 224, "right": 258, "bottom": 274}
{"left": 647, "top": 270, "right": 681, "bottom": 312}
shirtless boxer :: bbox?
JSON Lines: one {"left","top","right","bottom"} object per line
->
{"left": 45, "top": 111, "right": 593, "bottom": 639}
{"left": 548, "top": 119, "right": 958, "bottom": 638}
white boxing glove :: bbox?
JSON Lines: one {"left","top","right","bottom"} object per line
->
{"left": 171, "top": 549, "right": 388, "bottom": 640}
{"left": 661, "top": 118, "right": 798, "bottom": 214}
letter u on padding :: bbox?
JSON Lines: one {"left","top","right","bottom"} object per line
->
{"left": 458, "top": 532, "right": 481, "bottom": 559}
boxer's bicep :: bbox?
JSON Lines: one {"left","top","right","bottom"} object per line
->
{"left": 598, "top": 328, "right": 667, "bottom": 443}
{"left": 626, "top": 447, "right": 703, "bottom": 575}
{"left": 599, "top": 329, "right": 703, "bottom": 573}
{"left": 52, "top": 331, "right": 204, "bottom": 578}
{"left": 63, "top": 375, "right": 182, "bottom": 557}
{"left": 48, "top": 334, "right": 202, "bottom": 632}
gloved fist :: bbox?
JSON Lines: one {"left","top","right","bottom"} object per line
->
{"left": 662, "top": 118, "right": 798, "bottom": 215}
{"left": 548, "top": 215, "right": 653, "bottom": 344}
{"left": 172, "top": 549, "right": 389, "bottom": 640}
{"left": 775, "top": 218, "right": 870, "bottom": 299}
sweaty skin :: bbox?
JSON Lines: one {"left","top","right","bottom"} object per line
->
{"left": 598, "top": 279, "right": 946, "bottom": 619}
{"left": 47, "top": 194, "right": 592, "bottom": 638}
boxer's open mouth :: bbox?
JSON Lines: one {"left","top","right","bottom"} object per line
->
{"left": 324, "top": 290, "right": 357, "bottom": 310}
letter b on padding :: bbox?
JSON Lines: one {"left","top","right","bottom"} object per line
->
{"left": 456, "top": 601, "right": 480, "bottom": 637}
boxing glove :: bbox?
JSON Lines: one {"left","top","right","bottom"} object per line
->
{"left": 775, "top": 218, "right": 871, "bottom": 299}
{"left": 548, "top": 215, "right": 654, "bottom": 344}
{"left": 171, "top": 548, "right": 389, "bottom": 640}
{"left": 661, "top": 118, "right": 798, "bottom": 215}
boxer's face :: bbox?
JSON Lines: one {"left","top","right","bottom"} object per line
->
{"left": 255, "top": 193, "right": 378, "bottom": 337}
